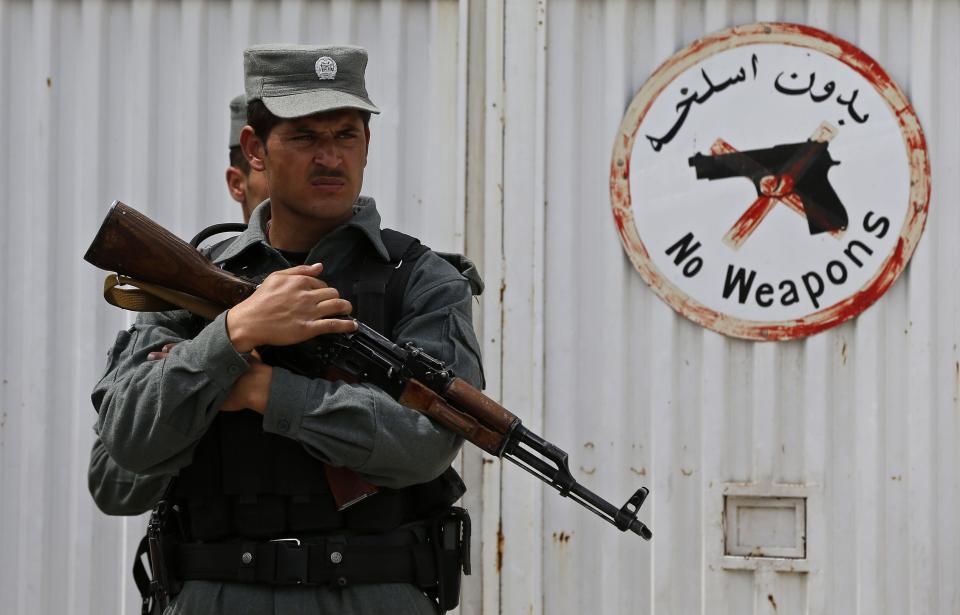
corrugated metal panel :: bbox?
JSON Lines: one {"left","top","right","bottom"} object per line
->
{"left": 0, "top": 1, "right": 465, "bottom": 614}
{"left": 3, "top": 1, "right": 959, "bottom": 614}
{"left": 491, "top": 0, "right": 959, "bottom": 614}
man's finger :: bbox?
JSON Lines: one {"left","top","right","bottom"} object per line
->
{"left": 308, "top": 317, "right": 359, "bottom": 336}
{"left": 278, "top": 263, "right": 324, "bottom": 277}
{"left": 308, "top": 287, "right": 341, "bottom": 303}
{"left": 291, "top": 277, "right": 330, "bottom": 292}
{"left": 315, "top": 298, "right": 353, "bottom": 318}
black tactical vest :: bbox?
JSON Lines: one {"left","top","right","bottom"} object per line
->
{"left": 174, "top": 228, "right": 465, "bottom": 541}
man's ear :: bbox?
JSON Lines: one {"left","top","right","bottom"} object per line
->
{"left": 240, "top": 125, "right": 266, "bottom": 172}
{"left": 362, "top": 124, "right": 371, "bottom": 167}
{"left": 225, "top": 166, "right": 247, "bottom": 204}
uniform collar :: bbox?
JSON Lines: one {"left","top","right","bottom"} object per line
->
{"left": 211, "top": 195, "right": 390, "bottom": 265}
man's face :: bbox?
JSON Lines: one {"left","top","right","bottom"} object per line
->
{"left": 248, "top": 109, "right": 369, "bottom": 228}
{"left": 242, "top": 169, "right": 270, "bottom": 219}
{"left": 226, "top": 164, "right": 270, "bottom": 224}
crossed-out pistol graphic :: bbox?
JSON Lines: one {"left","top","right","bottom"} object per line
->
{"left": 688, "top": 122, "right": 847, "bottom": 249}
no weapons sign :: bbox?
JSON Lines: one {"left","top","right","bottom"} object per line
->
{"left": 610, "top": 23, "right": 929, "bottom": 341}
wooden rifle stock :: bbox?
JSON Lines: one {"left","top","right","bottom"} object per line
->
{"left": 84, "top": 201, "right": 257, "bottom": 309}
{"left": 84, "top": 201, "right": 377, "bottom": 510}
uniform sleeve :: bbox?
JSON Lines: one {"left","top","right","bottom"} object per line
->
{"left": 261, "top": 252, "right": 485, "bottom": 489}
{"left": 91, "top": 309, "right": 251, "bottom": 477}
{"left": 88, "top": 433, "right": 171, "bottom": 515}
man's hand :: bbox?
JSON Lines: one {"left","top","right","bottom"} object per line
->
{"left": 147, "top": 343, "right": 177, "bottom": 361}
{"left": 219, "top": 357, "right": 272, "bottom": 413}
{"left": 226, "top": 263, "right": 358, "bottom": 353}
{"left": 148, "top": 344, "right": 272, "bottom": 413}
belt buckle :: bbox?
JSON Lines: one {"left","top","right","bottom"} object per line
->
{"left": 270, "top": 537, "right": 302, "bottom": 547}
{"left": 270, "top": 538, "right": 306, "bottom": 584}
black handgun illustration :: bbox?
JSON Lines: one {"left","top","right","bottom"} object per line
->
{"left": 688, "top": 124, "right": 847, "bottom": 245}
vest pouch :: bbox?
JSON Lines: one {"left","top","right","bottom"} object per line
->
{"left": 220, "top": 411, "right": 271, "bottom": 495}
{"left": 410, "top": 467, "right": 467, "bottom": 518}
{"left": 184, "top": 496, "right": 233, "bottom": 541}
{"left": 175, "top": 418, "right": 224, "bottom": 498}
{"left": 287, "top": 495, "right": 344, "bottom": 532}
{"left": 233, "top": 495, "right": 286, "bottom": 538}
{"left": 344, "top": 488, "right": 407, "bottom": 531}
{"left": 272, "top": 438, "right": 331, "bottom": 496}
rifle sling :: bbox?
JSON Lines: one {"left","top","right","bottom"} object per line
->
{"left": 102, "top": 274, "right": 224, "bottom": 320}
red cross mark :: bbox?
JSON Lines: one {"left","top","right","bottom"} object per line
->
{"left": 712, "top": 122, "right": 843, "bottom": 249}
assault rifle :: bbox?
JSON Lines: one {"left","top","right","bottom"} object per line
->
{"left": 84, "top": 201, "right": 652, "bottom": 540}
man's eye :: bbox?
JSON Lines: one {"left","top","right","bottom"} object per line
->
{"left": 293, "top": 134, "right": 314, "bottom": 141}
{"left": 337, "top": 132, "right": 357, "bottom": 140}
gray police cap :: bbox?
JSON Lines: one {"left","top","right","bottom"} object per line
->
{"left": 244, "top": 44, "right": 380, "bottom": 119}
{"left": 228, "top": 94, "right": 246, "bottom": 148}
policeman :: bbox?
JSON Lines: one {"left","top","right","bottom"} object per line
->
{"left": 88, "top": 44, "right": 484, "bottom": 614}
{"left": 225, "top": 94, "right": 269, "bottom": 223}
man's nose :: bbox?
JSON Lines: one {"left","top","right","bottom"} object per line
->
{"left": 314, "top": 138, "right": 340, "bottom": 166}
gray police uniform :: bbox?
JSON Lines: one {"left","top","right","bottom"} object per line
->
{"left": 89, "top": 197, "right": 484, "bottom": 614}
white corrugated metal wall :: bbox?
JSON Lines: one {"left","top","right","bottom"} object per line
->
{"left": 485, "top": 1, "right": 959, "bottom": 614}
{"left": 1, "top": 1, "right": 958, "bottom": 614}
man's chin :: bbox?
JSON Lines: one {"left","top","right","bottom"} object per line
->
{"left": 294, "top": 200, "right": 356, "bottom": 222}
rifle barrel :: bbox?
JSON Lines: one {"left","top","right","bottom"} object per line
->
{"left": 505, "top": 426, "right": 652, "bottom": 539}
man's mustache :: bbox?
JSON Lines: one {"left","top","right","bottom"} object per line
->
{"left": 310, "top": 167, "right": 346, "bottom": 180}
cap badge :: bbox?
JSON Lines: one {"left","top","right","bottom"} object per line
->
{"left": 315, "top": 56, "right": 338, "bottom": 80}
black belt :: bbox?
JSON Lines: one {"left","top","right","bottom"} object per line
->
{"left": 178, "top": 536, "right": 438, "bottom": 588}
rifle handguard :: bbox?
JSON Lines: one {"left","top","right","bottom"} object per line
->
{"left": 444, "top": 378, "right": 518, "bottom": 437}
{"left": 398, "top": 380, "right": 510, "bottom": 456}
